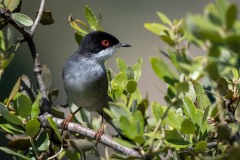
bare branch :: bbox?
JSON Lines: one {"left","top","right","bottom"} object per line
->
{"left": 30, "top": 0, "right": 46, "bottom": 36}
{"left": 38, "top": 115, "right": 142, "bottom": 158}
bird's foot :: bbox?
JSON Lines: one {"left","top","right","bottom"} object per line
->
{"left": 61, "top": 114, "right": 73, "bottom": 134}
{"left": 95, "top": 125, "right": 106, "bottom": 143}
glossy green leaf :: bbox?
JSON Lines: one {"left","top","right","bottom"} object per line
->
{"left": 133, "top": 111, "right": 144, "bottom": 136}
{"left": 36, "top": 131, "right": 50, "bottom": 151}
{"left": 4, "top": 0, "right": 20, "bottom": 11}
{"left": 126, "top": 66, "right": 134, "bottom": 80}
{"left": 84, "top": 5, "right": 99, "bottom": 30}
{"left": 120, "top": 115, "right": 134, "bottom": 139}
{"left": 0, "top": 147, "right": 30, "bottom": 160}
{"left": 150, "top": 57, "right": 178, "bottom": 86}
{"left": 157, "top": 11, "right": 172, "bottom": 26}
{"left": 31, "top": 93, "right": 41, "bottom": 119}
{"left": 0, "top": 102, "right": 22, "bottom": 125}
{"left": 194, "top": 141, "right": 207, "bottom": 152}
{"left": 116, "top": 58, "right": 127, "bottom": 72}
{"left": 47, "top": 116, "right": 63, "bottom": 143}
{"left": 125, "top": 80, "right": 137, "bottom": 94}
{"left": 15, "top": 94, "right": 32, "bottom": 118}
{"left": 40, "top": 11, "right": 54, "bottom": 25}
{"left": 165, "top": 113, "right": 184, "bottom": 131}
{"left": 181, "top": 119, "right": 196, "bottom": 134}
{"left": 26, "top": 119, "right": 40, "bottom": 137}
{"left": 12, "top": 13, "right": 33, "bottom": 26}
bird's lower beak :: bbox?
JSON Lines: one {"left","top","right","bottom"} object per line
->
{"left": 115, "top": 43, "right": 131, "bottom": 48}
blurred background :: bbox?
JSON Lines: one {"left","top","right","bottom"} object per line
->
{"left": 1, "top": 0, "right": 240, "bottom": 158}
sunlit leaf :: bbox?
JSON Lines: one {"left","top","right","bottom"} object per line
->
{"left": 84, "top": 5, "right": 99, "bottom": 30}
{"left": 12, "top": 13, "right": 33, "bottom": 26}
{"left": 157, "top": 11, "right": 172, "bottom": 26}
{"left": 26, "top": 119, "right": 40, "bottom": 137}
{"left": 0, "top": 147, "right": 30, "bottom": 160}
{"left": 4, "top": 0, "right": 21, "bottom": 11}
{"left": 47, "top": 116, "right": 63, "bottom": 143}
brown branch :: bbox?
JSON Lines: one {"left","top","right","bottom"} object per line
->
{"left": 0, "top": 0, "right": 50, "bottom": 113}
{"left": 38, "top": 115, "right": 142, "bottom": 158}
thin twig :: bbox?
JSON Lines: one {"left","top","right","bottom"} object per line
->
{"left": 30, "top": 0, "right": 46, "bottom": 35}
{"left": 47, "top": 145, "right": 63, "bottom": 160}
{"left": 38, "top": 115, "right": 142, "bottom": 158}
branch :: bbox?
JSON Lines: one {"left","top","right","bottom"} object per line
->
{"left": 38, "top": 115, "right": 142, "bottom": 158}
{"left": 0, "top": 0, "right": 50, "bottom": 113}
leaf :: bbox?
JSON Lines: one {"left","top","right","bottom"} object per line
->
{"left": 232, "top": 68, "right": 239, "bottom": 80}
{"left": 182, "top": 97, "right": 198, "bottom": 124}
{"left": 15, "top": 94, "right": 32, "bottom": 118}
{"left": 47, "top": 116, "right": 63, "bottom": 143}
{"left": 157, "top": 11, "right": 172, "bottom": 26}
{"left": 4, "top": 0, "right": 21, "bottom": 11}
{"left": 7, "top": 77, "right": 21, "bottom": 106}
{"left": 69, "top": 139, "right": 94, "bottom": 151}
{"left": 165, "top": 113, "right": 184, "bottom": 131}
{"left": 8, "top": 138, "right": 31, "bottom": 150}
{"left": 2, "top": 53, "right": 14, "bottom": 69}
{"left": 126, "top": 66, "right": 134, "bottom": 80}
{"left": 144, "top": 23, "right": 169, "bottom": 35}
{"left": 0, "top": 102, "right": 22, "bottom": 125}
{"left": 31, "top": 93, "right": 41, "bottom": 119}
{"left": 194, "top": 141, "right": 207, "bottom": 152}
{"left": 217, "top": 124, "right": 231, "bottom": 142}
{"left": 0, "top": 147, "right": 30, "bottom": 160}
{"left": 116, "top": 58, "right": 127, "bottom": 72}
{"left": 152, "top": 102, "right": 165, "bottom": 122}
{"left": 226, "top": 4, "right": 237, "bottom": 30}
{"left": 217, "top": 77, "right": 228, "bottom": 96}
{"left": 0, "top": 30, "right": 6, "bottom": 52}
{"left": 26, "top": 119, "right": 40, "bottom": 137}
{"left": 36, "top": 131, "right": 50, "bottom": 151}
{"left": 40, "top": 11, "right": 54, "bottom": 25}
{"left": 12, "top": 13, "right": 33, "bottom": 26}
{"left": 107, "top": 102, "right": 131, "bottom": 120}
{"left": 181, "top": 119, "right": 196, "bottom": 134}
{"left": 175, "top": 82, "right": 189, "bottom": 93}
{"left": 84, "top": 5, "right": 99, "bottom": 30}
{"left": 194, "top": 82, "right": 210, "bottom": 110}
{"left": 69, "top": 14, "right": 88, "bottom": 36}
{"left": 125, "top": 80, "right": 137, "bottom": 94}
{"left": 48, "top": 89, "right": 58, "bottom": 103}
{"left": 133, "top": 58, "right": 143, "bottom": 81}
{"left": 111, "top": 72, "right": 127, "bottom": 99}
{"left": 0, "top": 117, "right": 24, "bottom": 134}
{"left": 150, "top": 57, "right": 178, "bottom": 86}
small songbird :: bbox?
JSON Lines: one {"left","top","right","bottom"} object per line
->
{"left": 62, "top": 31, "right": 131, "bottom": 137}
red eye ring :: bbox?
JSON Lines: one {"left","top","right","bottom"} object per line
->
{"left": 102, "top": 40, "right": 110, "bottom": 47}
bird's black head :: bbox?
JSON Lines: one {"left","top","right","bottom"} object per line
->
{"left": 78, "top": 31, "right": 131, "bottom": 55}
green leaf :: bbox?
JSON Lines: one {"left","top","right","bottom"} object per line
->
{"left": 217, "top": 77, "right": 228, "bottom": 96}
{"left": 120, "top": 115, "right": 134, "bottom": 139}
{"left": 40, "top": 11, "right": 54, "bottom": 25}
{"left": 74, "top": 32, "right": 83, "bottom": 44}
{"left": 2, "top": 53, "right": 14, "bottom": 69}
{"left": 152, "top": 102, "right": 165, "bottom": 122}
{"left": 26, "top": 119, "right": 40, "bottom": 137}
{"left": 116, "top": 58, "right": 127, "bottom": 72}
{"left": 111, "top": 72, "right": 127, "bottom": 99}
{"left": 165, "top": 112, "right": 184, "bottom": 131}
{"left": 194, "top": 82, "right": 210, "bottom": 110}
{"left": 144, "top": 23, "right": 169, "bottom": 35}
{"left": 133, "top": 111, "right": 144, "bottom": 136}
{"left": 0, "top": 147, "right": 30, "bottom": 160}
{"left": 7, "top": 77, "right": 20, "bottom": 106}
{"left": 232, "top": 68, "right": 239, "bottom": 80}
{"left": 36, "top": 131, "right": 50, "bottom": 151}
{"left": 12, "top": 13, "right": 33, "bottom": 26}
{"left": 175, "top": 82, "right": 189, "bottom": 93}
{"left": 157, "top": 11, "right": 172, "bottom": 26}
{"left": 0, "top": 30, "right": 6, "bottom": 52}
{"left": 125, "top": 80, "right": 137, "bottom": 94}
{"left": 31, "top": 93, "right": 41, "bottom": 119}
{"left": 107, "top": 102, "right": 131, "bottom": 120}
{"left": 181, "top": 119, "right": 196, "bottom": 134}
{"left": 226, "top": 4, "right": 237, "bottom": 30}
{"left": 194, "top": 141, "right": 207, "bottom": 152}
{"left": 8, "top": 138, "right": 31, "bottom": 150}
{"left": 69, "top": 14, "right": 89, "bottom": 36}
{"left": 84, "top": 5, "right": 99, "bottom": 30}
{"left": 182, "top": 97, "right": 198, "bottom": 124}
{"left": 4, "top": 0, "right": 20, "bottom": 11}
{"left": 0, "top": 102, "right": 22, "bottom": 125}
{"left": 150, "top": 57, "right": 178, "bottom": 86}
{"left": 0, "top": 117, "right": 24, "bottom": 134}
{"left": 133, "top": 58, "right": 143, "bottom": 81}
{"left": 15, "top": 94, "right": 32, "bottom": 118}
{"left": 47, "top": 116, "right": 63, "bottom": 143}
{"left": 126, "top": 66, "right": 134, "bottom": 80}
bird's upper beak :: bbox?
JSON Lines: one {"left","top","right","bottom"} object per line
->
{"left": 115, "top": 43, "right": 131, "bottom": 48}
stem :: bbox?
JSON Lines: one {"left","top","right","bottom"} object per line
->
{"left": 29, "top": 137, "right": 40, "bottom": 158}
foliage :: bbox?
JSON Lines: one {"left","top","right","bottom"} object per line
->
{"left": 1, "top": 0, "right": 240, "bottom": 159}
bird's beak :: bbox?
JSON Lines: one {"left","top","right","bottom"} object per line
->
{"left": 115, "top": 43, "right": 131, "bottom": 48}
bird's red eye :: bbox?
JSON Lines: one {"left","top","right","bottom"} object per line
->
{"left": 101, "top": 40, "right": 110, "bottom": 47}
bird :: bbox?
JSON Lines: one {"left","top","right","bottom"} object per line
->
{"left": 62, "top": 31, "right": 131, "bottom": 138}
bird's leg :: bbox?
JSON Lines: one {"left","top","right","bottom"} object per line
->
{"left": 61, "top": 107, "right": 82, "bottom": 134}
{"left": 95, "top": 110, "right": 105, "bottom": 142}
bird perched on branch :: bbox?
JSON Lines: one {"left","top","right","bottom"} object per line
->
{"left": 62, "top": 31, "right": 131, "bottom": 138}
